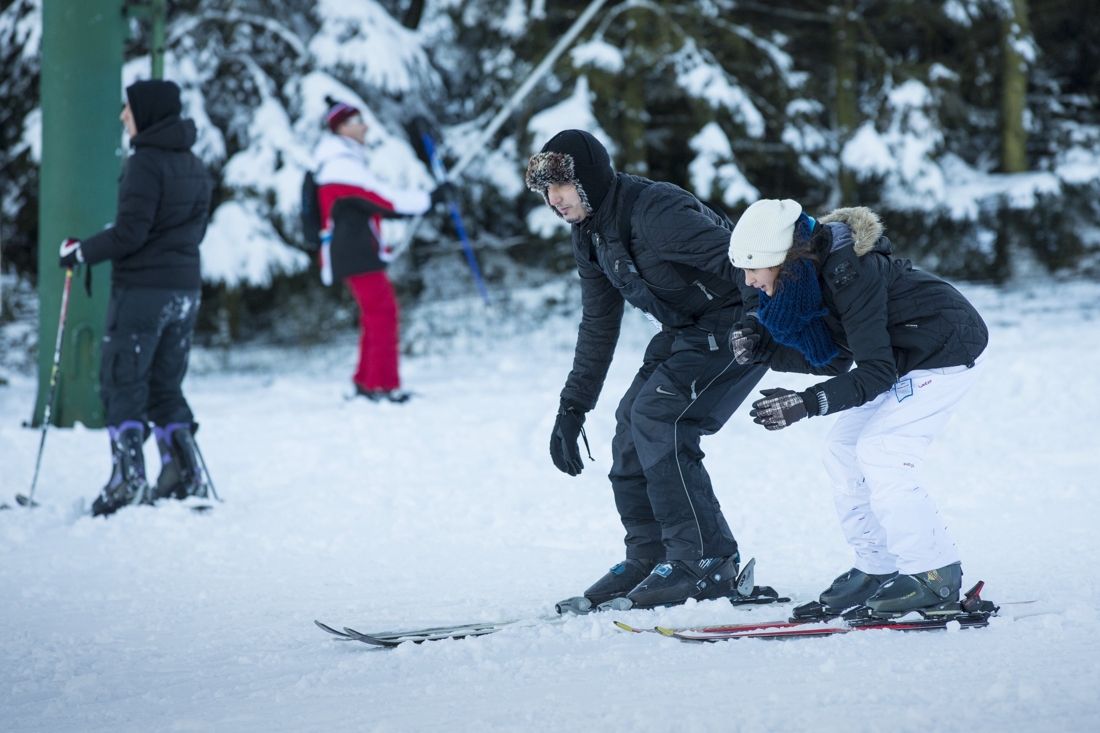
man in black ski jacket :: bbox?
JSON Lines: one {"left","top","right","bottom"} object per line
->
{"left": 526, "top": 130, "right": 846, "bottom": 610}
{"left": 58, "top": 79, "right": 213, "bottom": 517}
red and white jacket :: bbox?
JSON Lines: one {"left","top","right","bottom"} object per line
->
{"left": 312, "top": 133, "right": 431, "bottom": 284}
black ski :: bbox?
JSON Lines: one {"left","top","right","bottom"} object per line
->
{"left": 315, "top": 618, "right": 538, "bottom": 646}
{"left": 316, "top": 558, "right": 793, "bottom": 648}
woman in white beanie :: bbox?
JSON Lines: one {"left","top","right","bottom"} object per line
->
{"left": 727, "top": 200, "right": 989, "bottom": 621}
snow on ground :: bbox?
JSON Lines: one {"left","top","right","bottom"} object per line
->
{"left": 2, "top": 282, "right": 1099, "bottom": 733}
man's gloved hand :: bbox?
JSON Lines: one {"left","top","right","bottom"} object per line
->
{"left": 550, "top": 402, "right": 588, "bottom": 476}
{"left": 730, "top": 322, "right": 762, "bottom": 365}
{"left": 430, "top": 181, "right": 456, "bottom": 207}
{"left": 58, "top": 238, "right": 83, "bottom": 269}
{"left": 750, "top": 388, "right": 810, "bottom": 431}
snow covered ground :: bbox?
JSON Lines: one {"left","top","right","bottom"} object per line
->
{"left": 2, "top": 281, "right": 1099, "bottom": 733}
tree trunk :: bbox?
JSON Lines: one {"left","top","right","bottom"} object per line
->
{"left": 401, "top": 0, "right": 425, "bottom": 30}
{"left": 1001, "top": 0, "right": 1030, "bottom": 173}
{"left": 834, "top": 0, "right": 859, "bottom": 204}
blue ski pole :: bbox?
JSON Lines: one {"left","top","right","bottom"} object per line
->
{"left": 420, "top": 133, "right": 491, "bottom": 306}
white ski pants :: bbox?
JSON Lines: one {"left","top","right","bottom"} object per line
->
{"left": 821, "top": 354, "right": 985, "bottom": 575}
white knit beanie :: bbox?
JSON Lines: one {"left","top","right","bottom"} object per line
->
{"left": 728, "top": 199, "right": 803, "bottom": 269}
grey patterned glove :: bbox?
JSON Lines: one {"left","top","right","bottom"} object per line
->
{"left": 730, "top": 322, "right": 762, "bottom": 365}
{"left": 750, "top": 388, "right": 809, "bottom": 431}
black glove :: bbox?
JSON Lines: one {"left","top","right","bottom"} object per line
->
{"left": 550, "top": 402, "right": 589, "bottom": 476}
{"left": 430, "top": 181, "right": 456, "bottom": 207}
{"left": 730, "top": 322, "right": 762, "bottom": 365}
{"left": 750, "top": 388, "right": 813, "bottom": 431}
{"left": 59, "top": 238, "right": 83, "bottom": 269}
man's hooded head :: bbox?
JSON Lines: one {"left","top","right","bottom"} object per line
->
{"left": 125, "top": 80, "right": 182, "bottom": 133}
{"left": 525, "top": 130, "right": 615, "bottom": 218}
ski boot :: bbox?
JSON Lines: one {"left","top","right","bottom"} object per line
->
{"left": 151, "top": 423, "right": 209, "bottom": 501}
{"left": 355, "top": 385, "right": 412, "bottom": 404}
{"left": 864, "top": 562, "right": 964, "bottom": 618}
{"left": 791, "top": 567, "right": 898, "bottom": 621}
{"left": 623, "top": 554, "right": 741, "bottom": 610}
{"left": 91, "top": 421, "right": 151, "bottom": 517}
{"left": 556, "top": 559, "right": 658, "bottom": 615}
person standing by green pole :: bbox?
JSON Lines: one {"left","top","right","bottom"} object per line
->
{"left": 58, "top": 80, "right": 214, "bottom": 517}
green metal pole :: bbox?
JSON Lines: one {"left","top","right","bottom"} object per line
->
{"left": 150, "top": 0, "right": 166, "bottom": 79}
{"left": 35, "top": 0, "right": 127, "bottom": 428}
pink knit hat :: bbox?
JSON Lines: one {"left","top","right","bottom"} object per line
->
{"left": 325, "top": 101, "right": 361, "bottom": 133}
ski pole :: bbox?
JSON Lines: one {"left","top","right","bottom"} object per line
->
{"left": 192, "top": 440, "right": 223, "bottom": 503}
{"left": 392, "top": 0, "right": 611, "bottom": 259}
{"left": 17, "top": 268, "right": 74, "bottom": 508}
{"left": 421, "top": 132, "right": 491, "bottom": 306}
{"left": 448, "top": 0, "right": 611, "bottom": 181}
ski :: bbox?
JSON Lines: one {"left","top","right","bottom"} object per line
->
{"left": 663, "top": 612, "right": 993, "bottom": 642}
{"left": 317, "top": 556, "right": 797, "bottom": 648}
{"left": 314, "top": 618, "right": 544, "bottom": 647}
{"left": 315, "top": 588, "right": 794, "bottom": 649}
{"left": 616, "top": 581, "right": 1014, "bottom": 642}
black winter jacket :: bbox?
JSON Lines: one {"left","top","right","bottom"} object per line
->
{"left": 80, "top": 116, "right": 212, "bottom": 290}
{"left": 769, "top": 207, "right": 988, "bottom": 414}
{"left": 561, "top": 173, "right": 754, "bottom": 410}
{"left": 329, "top": 196, "right": 397, "bottom": 281}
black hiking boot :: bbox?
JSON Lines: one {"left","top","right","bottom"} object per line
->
{"left": 625, "top": 554, "right": 741, "bottom": 609}
{"left": 152, "top": 423, "right": 209, "bottom": 501}
{"left": 92, "top": 422, "right": 151, "bottom": 517}
{"left": 865, "top": 562, "right": 964, "bottom": 618}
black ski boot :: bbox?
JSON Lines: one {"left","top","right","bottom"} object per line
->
{"left": 555, "top": 559, "right": 657, "bottom": 614}
{"left": 791, "top": 567, "right": 899, "bottom": 620}
{"left": 355, "top": 385, "right": 412, "bottom": 403}
{"left": 151, "top": 423, "right": 209, "bottom": 501}
{"left": 91, "top": 422, "right": 151, "bottom": 517}
{"left": 865, "top": 562, "right": 964, "bottom": 618}
{"left": 624, "top": 554, "right": 741, "bottom": 609}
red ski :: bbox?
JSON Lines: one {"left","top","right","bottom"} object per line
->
{"left": 616, "top": 581, "right": 1014, "bottom": 642}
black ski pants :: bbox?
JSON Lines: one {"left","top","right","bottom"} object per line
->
{"left": 609, "top": 306, "right": 767, "bottom": 562}
{"left": 100, "top": 286, "right": 201, "bottom": 429}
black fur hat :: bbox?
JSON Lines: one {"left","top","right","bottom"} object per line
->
{"left": 526, "top": 130, "right": 614, "bottom": 218}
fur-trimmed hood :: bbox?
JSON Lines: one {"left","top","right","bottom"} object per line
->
{"left": 525, "top": 151, "right": 594, "bottom": 216}
{"left": 817, "top": 206, "right": 884, "bottom": 256}
{"left": 526, "top": 130, "right": 615, "bottom": 218}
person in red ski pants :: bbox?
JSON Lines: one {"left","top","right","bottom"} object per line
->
{"left": 311, "top": 98, "right": 450, "bottom": 402}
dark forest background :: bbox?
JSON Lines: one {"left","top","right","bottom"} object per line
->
{"left": 2, "top": 0, "right": 1098, "bottom": 346}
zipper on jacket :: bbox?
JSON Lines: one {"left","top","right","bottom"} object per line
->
{"left": 690, "top": 380, "right": 698, "bottom": 400}
{"left": 693, "top": 280, "right": 714, "bottom": 301}
{"left": 707, "top": 333, "right": 718, "bottom": 351}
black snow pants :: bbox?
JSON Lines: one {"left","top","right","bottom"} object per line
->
{"left": 609, "top": 306, "right": 767, "bottom": 562}
{"left": 100, "top": 286, "right": 201, "bottom": 429}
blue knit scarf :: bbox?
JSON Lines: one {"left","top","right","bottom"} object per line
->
{"left": 758, "top": 216, "right": 839, "bottom": 367}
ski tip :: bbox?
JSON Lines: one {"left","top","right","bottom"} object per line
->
{"left": 613, "top": 621, "right": 639, "bottom": 632}
{"left": 314, "top": 620, "right": 353, "bottom": 639}
{"left": 190, "top": 504, "right": 213, "bottom": 514}
{"left": 655, "top": 626, "right": 676, "bottom": 637}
